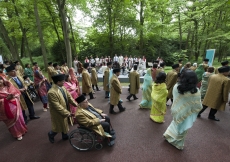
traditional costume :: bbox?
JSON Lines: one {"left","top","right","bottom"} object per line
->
{"left": 163, "top": 83, "right": 202, "bottom": 150}
{"left": 0, "top": 77, "right": 27, "bottom": 140}
{"left": 139, "top": 69, "right": 152, "bottom": 109}
{"left": 150, "top": 82, "right": 168, "bottom": 123}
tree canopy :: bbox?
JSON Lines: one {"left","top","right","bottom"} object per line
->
{"left": 1, "top": 0, "right": 230, "bottom": 67}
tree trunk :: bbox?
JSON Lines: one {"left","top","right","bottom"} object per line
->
{"left": 139, "top": 0, "right": 144, "bottom": 56}
{"left": 25, "top": 33, "right": 34, "bottom": 64}
{"left": 44, "top": 2, "right": 65, "bottom": 60}
{"left": 67, "top": 15, "right": 77, "bottom": 56}
{"left": 178, "top": 7, "right": 182, "bottom": 51}
{"left": 107, "top": 0, "right": 113, "bottom": 56}
{"left": 34, "top": 0, "right": 48, "bottom": 70}
{"left": 56, "top": 0, "right": 72, "bottom": 68}
{"left": 0, "top": 18, "right": 18, "bottom": 60}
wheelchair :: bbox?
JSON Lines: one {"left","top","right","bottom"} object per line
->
{"left": 27, "top": 84, "right": 38, "bottom": 101}
{"left": 69, "top": 125, "right": 115, "bottom": 151}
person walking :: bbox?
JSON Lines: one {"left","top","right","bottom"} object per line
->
{"left": 127, "top": 64, "right": 140, "bottom": 101}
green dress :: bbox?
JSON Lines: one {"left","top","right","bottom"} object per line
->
{"left": 24, "top": 68, "right": 34, "bottom": 81}
{"left": 200, "top": 72, "right": 213, "bottom": 100}
{"left": 150, "top": 83, "right": 168, "bottom": 123}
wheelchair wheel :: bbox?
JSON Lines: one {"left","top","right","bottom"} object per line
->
{"left": 69, "top": 128, "right": 95, "bottom": 151}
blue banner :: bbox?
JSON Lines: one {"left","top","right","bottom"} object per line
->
{"left": 206, "top": 49, "right": 215, "bottom": 66}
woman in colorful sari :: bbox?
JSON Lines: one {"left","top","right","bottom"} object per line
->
{"left": 64, "top": 74, "right": 78, "bottom": 116}
{"left": 163, "top": 70, "right": 202, "bottom": 150}
{"left": 200, "top": 67, "right": 214, "bottom": 100}
{"left": 150, "top": 72, "right": 168, "bottom": 123}
{"left": 69, "top": 68, "right": 81, "bottom": 96}
{"left": 139, "top": 68, "right": 153, "bottom": 109}
{"left": 34, "top": 68, "right": 51, "bottom": 111}
{"left": 0, "top": 76, "right": 27, "bottom": 140}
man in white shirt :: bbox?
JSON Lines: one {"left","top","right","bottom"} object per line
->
{"left": 113, "top": 54, "right": 118, "bottom": 63}
{"left": 95, "top": 56, "right": 100, "bottom": 67}
{"left": 118, "top": 54, "right": 123, "bottom": 66}
{"left": 128, "top": 55, "right": 133, "bottom": 70}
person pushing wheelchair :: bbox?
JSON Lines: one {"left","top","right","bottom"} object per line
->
{"left": 75, "top": 95, "right": 116, "bottom": 146}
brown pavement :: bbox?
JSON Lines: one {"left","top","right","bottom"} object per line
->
{"left": 1, "top": 88, "right": 230, "bottom": 162}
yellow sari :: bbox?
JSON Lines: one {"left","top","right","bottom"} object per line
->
{"left": 150, "top": 83, "right": 168, "bottom": 123}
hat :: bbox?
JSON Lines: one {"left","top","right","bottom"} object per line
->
{"left": 107, "top": 62, "right": 112, "bottom": 66}
{"left": 48, "top": 62, "right": 53, "bottom": 65}
{"left": 113, "top": 68, "right": 121, "bottom": 73}
{"left": 75, "top": 95, "right": 86, "bottom": 104}
{"left": 5, "top": 64, "right": 16, "bottom": 72}
{"left": 172, "top": 64, "right": 179, "bottom": 69}
{"left": 33, "top": 62, "right": 37, "bottom": 66}
{"left": 53, "top": 63, "right": 58, "bottom": 67}
{"left": 83, "top": 63, "right": 89, "bottom": 69}
{"left": 221, "top": 61, "right": 229, "bottom": 66}
{"left": 203, "top": 58, "right": 209, "bottom": 62}
{"left": 160, "top": 62, "right": 165, "bottom": 67}
{"left": 51, "top": 74, "right": 65, "bottom": 82}
{"left": 218, "top": 66, "right": 229, "bottom": 73}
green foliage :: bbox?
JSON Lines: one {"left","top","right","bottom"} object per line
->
{"left": 50, "top": 40, "right": 66, "bottom": 63}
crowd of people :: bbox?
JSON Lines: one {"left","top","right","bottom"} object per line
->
{"left": 0, "top": 56, "right": 230, "bottom": 150}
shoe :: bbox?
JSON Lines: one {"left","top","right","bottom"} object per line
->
{"left": 208, "top": 117, "right": 220, "bottom": 121}
{"left": 17, "top": 136, "right": 23, "bottom": 141}
{"left": 48, "top": 132, "right": 54, "bottom": 143}
{"left": 197, "top": 114, "right": 201, "bottom": 118}
{"left": 97, "top": 89, "right": 101, "bottom": 91}
{"left": 108, "top": 140, "right": 115, "bottom": 147}
{"left": 89, "top": 97, "right": 96, "bottom": 100}
{"left": 109, "top": 110, "right": 118, "bottom": 114}
{"left": 126, "top": 97, "right": 131, "bottom": 101}
{"left": 62, "top": 136, "right": 69, "bottom": 140}
{"left": 30, "top": 116, "right": 40, "bottom": 120}
{"left": 105, "top": 96, "right": 110, "bottom": 99}
{"left": 120, "top": 107, "right": 126, "bottom": 112}
{"left": 134, "top": 97, "right": 138, "bottom": 100}
{"left": 110, "top": 130, "right": 115, "bottom": 135}
{"left": 43, "top": 108, "right": 47, "bottom": 112}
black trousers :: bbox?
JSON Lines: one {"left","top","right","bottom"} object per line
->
{"left": 23, "top": 93, "right": 35, "bottom": 120}
{"left": 82, "top": 92, "right": 94, "bottom": 99}
{"left": 199, "top": 105, "right": 218, "bottom": 118}
{"left": 100, "top": 116, "right": 111, "bottom": 134}
{"left": 49, "top": 131, "right": 68, "bottom": 139}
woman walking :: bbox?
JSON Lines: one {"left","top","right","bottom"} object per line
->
{"left": 0, "top": 76, "right": 27, "bottom": 140}
{"left": 150, "top": 72, "right": 168, "bottom": 123}
{"left": 139, "top": 68, "right": 153, "bottom": 109}
{"left": 163, "top": 70, "right": 202, "bottom": 150}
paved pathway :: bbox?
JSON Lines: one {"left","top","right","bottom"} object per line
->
{"left": 1, "top": 88, "right": 230, "bottom": 162}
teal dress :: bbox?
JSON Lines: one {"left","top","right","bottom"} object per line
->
{"left": 24, "top": 68, "right": 34, "bottom": 81}
{"left": 139, "top": 69, "right": 152, "bottom": 108}
{"left": 200, "top": 72, "right": 213, "bottom": 100}
{"left": 163, "top": 83, "right": 202, "bottom": 150}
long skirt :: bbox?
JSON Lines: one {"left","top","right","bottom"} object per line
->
{"left": 4, "top": 103, "right": 27, "bottom": 138}
{"left": 139, "top": 90, "right": 152, "bottom": 109}
{"left": 150, "top": 106, "right": 166, "bottom": 123}
{"left": 163, "top": 120, "right": 187, "bottom": 150}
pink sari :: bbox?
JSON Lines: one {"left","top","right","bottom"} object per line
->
{"left": 34, "top": 69, "right": 50, "bottom": 104}
{"left": 0, "top": 79, "right": 27, "bottom": 138}
{"left": 69, "top": 68, "right": 81, "bottom": 96}
{"left": 64, "top": 81, "right": 78, "bottom": 115}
